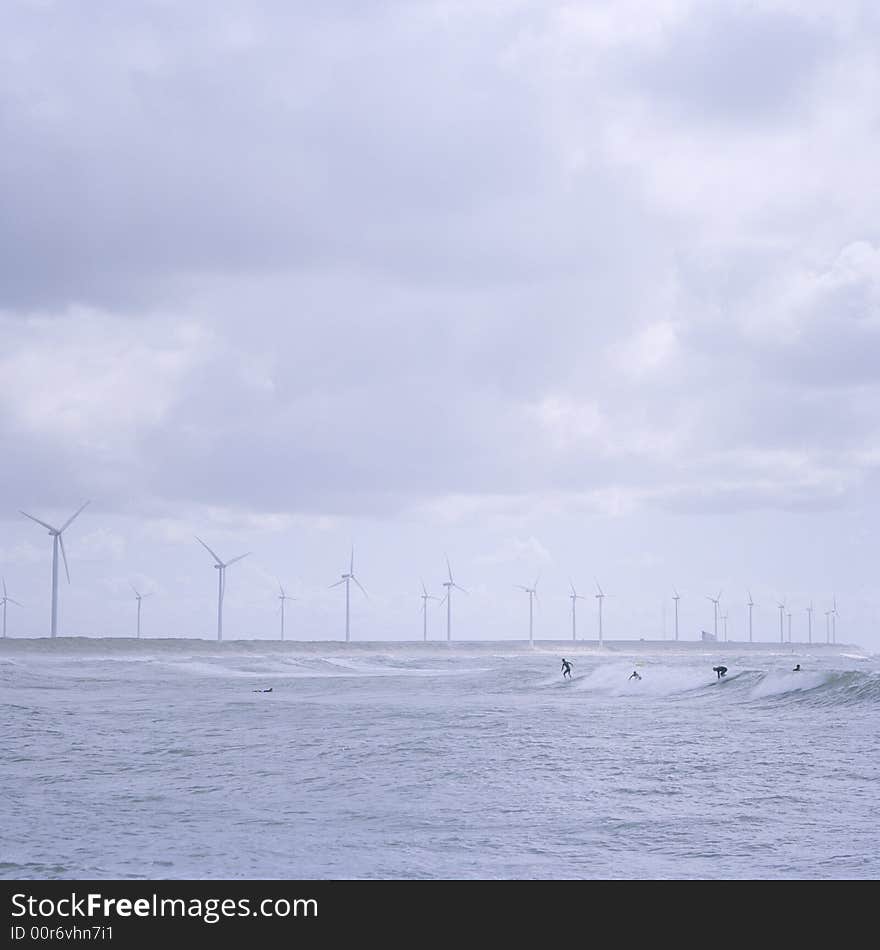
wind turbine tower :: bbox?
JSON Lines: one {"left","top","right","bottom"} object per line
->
{"left": 595, "top": 582, "right": 606, "bottom": 645}
{"left": 806, "top": 602, "right": 813, "bottom": 644}
{"left": 777, "top": 600, "right": 786, "bottom": 643}
{"left": 20, "top": 501, "right": 90, "bottom": 638}
{"left": 330, "top": 548, "right": 367, "bottom": 642}
{"left": 196, "top": 537, "right": 250, "bottom": 641}
{"left": 441, "top": 557, "right": 467, "bottom": 642}
{"left": 278, "top": 583, "right": 296, "bottom": 640}
{"left": 747, "top": 591, "right": 755, "bottom": 643}
{"left": 706, "top": 590, "right": 722, "bottom": 641}
{"left": 515, "top": 576, "right": 540, "bottom": 645}
{"left": 672, "top": 588, "right": 681, "bottom": 641}
{"left": 420, "top": 581, "right": 439, "bottom": 642}
{"left": 1, "top": 580, "right": 23, "bottom": 639}
{"left": 569, "top": 582, "right": 585, "bottom": 641}
{"left": 131, "top": 585, "right": 153, "bottom": 639}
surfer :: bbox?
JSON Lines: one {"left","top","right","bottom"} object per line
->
{"left": 561, "top": 658, "right": 572, "bottom": 680}
{"left": 628, "top": 670, "right": 642, "bottom": 681}
{"left": 792, "top": 664, "right": 801, "bottom": 672}
{"left": 713, "top": 665, "right": 728, "bottom": 679}
{"left": 253, "top": 687, "right": 273, "bottom": 693}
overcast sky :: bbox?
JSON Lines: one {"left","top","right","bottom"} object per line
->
{"left": 1, "top": 0, "right": 878, "bottom": 649}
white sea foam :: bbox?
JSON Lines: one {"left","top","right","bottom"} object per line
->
{"left": 2, "top": 638, "right": 877, "bottom": 879}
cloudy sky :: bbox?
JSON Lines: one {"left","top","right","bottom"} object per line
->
{"left": 2, "top": 0, "right": 879, "bottom": 648}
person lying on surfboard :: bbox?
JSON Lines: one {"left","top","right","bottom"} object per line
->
{"left": 793, "top": 664, "right": 801, "bottom": 671}
{"left": 628, "top": 670, "right": 642, "bottom": 681}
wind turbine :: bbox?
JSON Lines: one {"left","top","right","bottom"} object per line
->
{"left": 721, "top": 611, "right": 729, "bottom": 642}
{"left": 20, "top": 501, "right": 90, "bottom": 638}
{"left": 832, "top": 596, "right": 838, "bottom": 643}
{"left": 277, "top": 583, "right": 296, "bottom": 640}
{"left": 196, "top": 537, "right": 250, "bottom": 641}
{"left": 777, "top": 599, "right": 786, "bottom": 643}
{"left": 672, "top": 588, "right": 681, "bottom": 641}
{"left": 569, "top": 581, "right": 585, "bottom": 641}
{"left": 329, "top": 548, "right": 367, "bottom": 642}
{"left": 130, "top": 584, "right": 153, "bottom": 639}
{"left": 419, "top": 580, "right": 440, "bottom": 642}
{"left": 1, "top": 579, "right": 23, "bottom": 639}
{"left": 515, "top": 576, "right": 540, "bottom": 645}
{"left": 440, "top": 557, "right": 467, "bottom": 642}
{"left": 595, "top": 581, "right": 607, "bottom": 645}
{"left": 706, "top": 590, "right": 722, "bottom": 641}
{"left": 825, "top": 608, "right": 831, "bottom": 644}
{"left": 806, "top": 601, "right": 813, "bottom": 644}
{"left": 747, "top": 591, "right": 755, "bottom": 643}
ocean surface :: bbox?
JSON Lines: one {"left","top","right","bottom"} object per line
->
{"left": 2, "top": 638, "right": 878, "bottom": 880}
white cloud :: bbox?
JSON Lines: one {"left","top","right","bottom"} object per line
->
{"left": 0, "top": 308, "right": 210, "bottom": 456}
{"left": 476, "top": 535, "right": 553, "bottom": 566}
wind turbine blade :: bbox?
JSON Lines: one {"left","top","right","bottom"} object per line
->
{"left": 438, "top": 595, "right": 447, "bottom": 607}
{"left": 350, "top": 547, "right": 355, "bottom": 575}
{"left": 595, "top": 581, "right": 603, "bottom": 596}
{"left": 446, "top": 556, "right": 453, "bottom": 582}
{"left": 329, "top": 579, "right": 346, "bottom": 589}
{"left": 515, "top": 585, "right": 529, "bottom": 592}
{"left": 130, "top": 583, "right": 141, "bottom": 597}
{"left": 225, "top": 552, "right": 250, "bottom": 568}
{"left": 9, "top": 598, "right": 24, "bottom": 607}
{"left": 20, "top": 510, "right": 57, "bottom": 532}
{"left": 421, "top": 579, "right": 428, "bottom": 597}
{"left": 195, "top": 536, "right": 224, "bottom": 566}
{"left": 454, "top": 584, "right": 468, "bottom": 595}
{"left": 2, "top": 579, "right": 5, "bottom": 598}
{"left": 61, "top": 500, "right": 90, "bottom": 533}
{"left": 59, "top": 534, "right": 71, "bottom": 583}
{"left": 352, "top": 576, "right": 369, "bottom": 598}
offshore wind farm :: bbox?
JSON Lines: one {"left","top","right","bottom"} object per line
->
{"left": 3, "top": 0, "right": 880, "bottom": 889}
{"left": 0, "top": 502, "right": 853, "bottom": 647}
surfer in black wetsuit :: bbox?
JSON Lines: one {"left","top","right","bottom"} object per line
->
{"left": 792, "top": 664, "right": 801, "bottom": 672}
{"left": 713, "top": 666, "right": 728, "bottom": 679}
{"left": 628, "top": 670, "right": 642, "bottom": 681}
{"left": 253, "top": 687, "right": 273, "bottom": 693}
{"left": 561, "top": 658, "right": 572, "bottom": 679}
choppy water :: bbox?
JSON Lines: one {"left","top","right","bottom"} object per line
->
{"left": 2, "top": 639, "right": 878, "bottom": 879}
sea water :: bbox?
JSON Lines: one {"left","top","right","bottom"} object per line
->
{"left": 2, "top": 639, "right": 878, "bottom": 879}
